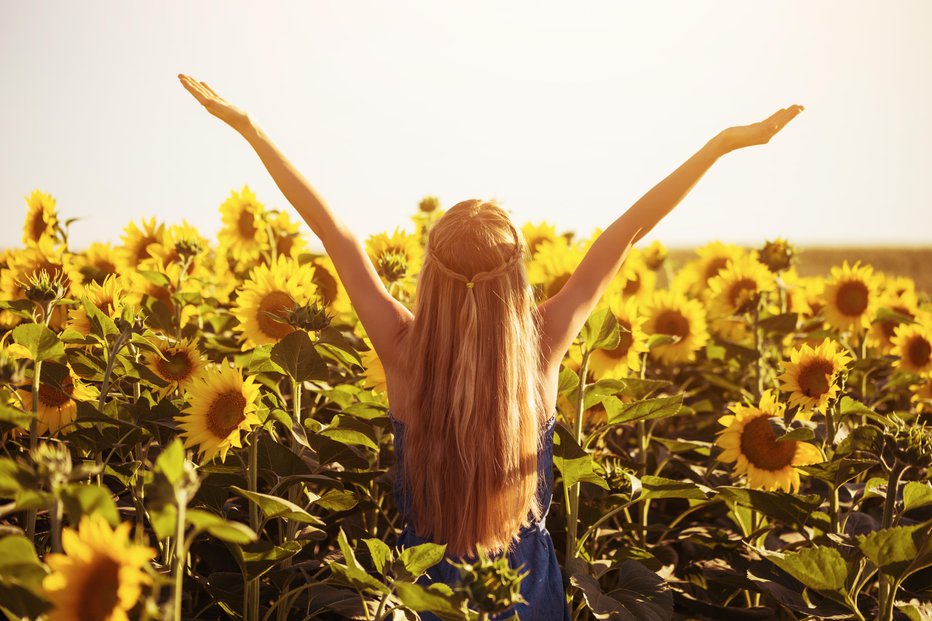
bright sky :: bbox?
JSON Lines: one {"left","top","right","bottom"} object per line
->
{"left": 2, "top": 1, "right": 931, "bottom": 253}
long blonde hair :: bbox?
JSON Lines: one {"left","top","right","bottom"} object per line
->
{"left": 399, "top": 199, "right": 547, "bottom": 559}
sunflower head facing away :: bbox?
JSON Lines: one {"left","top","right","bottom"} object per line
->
{"left": 42, "top": 514, "right": 155, "bottom": 621}
{"left": 821, "top": 260, "right": 881, "bottom": 334}
{"left": 715, "top": 389, "right": 824, "bottom": 493}
{"left": 23, "top": 189, "right": 59, "bottom": 246}
{"left": 176, "top": 364, "right": 262, "bottom": 463}
{"left": 776, "top": 337, "right": 853, "bottom": 415}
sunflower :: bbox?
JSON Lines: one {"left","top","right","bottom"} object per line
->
{"left": 585, "top": 294, "right": 650, "bottom": 379}
{"left": 778, "top": 268, "right": 823, "bottom": 318}
{"left": 641, "top": 289, "right": 710, "bottom": 366}
{"left": 910, "top": 376, "right": 932, "bottom": 416}
{"left": 522, "top": 220, "right": 559, "bottom": 257}
{"left": 821, "top": 260, "right": 881, "bottom": 334}
{"left": 15, "top": 363, "right": 97, "bottom": 436}
{"left": 891, "top": 321, "right": 932, "bottom": 377}
{"left": 267, "top": 210, "right": 308, "bottom": 259}
{"left": 1, "top": 237, "right": 83, "bottom": 299}
{"left": 176, "top": 364, "right": 262, "bottom": 463}
{"left": 77, "top": 242, "right": 119, "bottom": 284}
{"left": 42, "top": 514, "right": 155, "bottom": 621}
{"left": 358, "top": 336, "right": 387, "bottom": 394}
{"left": 142, "top": 221, "right": 210, "bottom": 275}
{"left": 116, "top": 218, "right": 167, "bottom": 272}
{"left": 868, "top": 289, "right": 920, "bottom": 354}
{"left": 231, "top": 255, "right": 318, "bottom": 348}
{"left": 708, "top": 315, "right": 754, "bottom": 348}
{"left": 715, "top": 389, "right": 824, "bottom": 493}
{"left": 66, "top": 275, "right": 125, "bottom": 336}
{"left": 706, "top": 254, "right": 777, "bottom": 317}
{"left": 365, "top": 227, "right": 424, "bottom": 297}
{"left": 641, "top": 240, "right": 668, "bottom": 271}
{"left": 526, "top": 235, "right": 585, "bottom": 301}
{"left": 776, "top": 337, "right": 853, "bottom": 416}
{"left": 310, "top": 255, "right": 354, "bottom": 326}
{"left": 143, "top": 337, "right": 205, "bottom": 396}
{"left": 609, "top": 247, "right": 657, "bottom": 305}
{"left": 218, "top": 185, "right": 268, "bottom": 262}
{"left": 23, "top": 189, "right": 59, "bottom": 245}
{"left": 670, "top": 241, "right": 747, "bottom": 300}
{"left": 879, "top": 272, "right": 918, "bottom": 301}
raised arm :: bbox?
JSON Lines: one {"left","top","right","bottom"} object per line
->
{"left": 178, "top": 74, "right": 412, "bottom": 365}
{"left": 538, "top": 105, "right": 804, "bottom": 371}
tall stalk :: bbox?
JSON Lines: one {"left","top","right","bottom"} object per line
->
{"left": 564, "top": 348, "right": 591, "bottom": 566}
{"left": 247, "top": 434, "right": 261, "bottom": 621}
{"left": 172, "top": 488, "right": 188, "bottom": 621}
{"left": 25, "top": 359, "right": 42, "bottom": 541}
{"left": 877, "top": 462, "right": 908, "bottom": 620}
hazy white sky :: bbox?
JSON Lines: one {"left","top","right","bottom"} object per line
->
{"left": 2, "top": 1, "right": 931, "bottom": 253}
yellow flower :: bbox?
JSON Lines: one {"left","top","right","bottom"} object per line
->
{"left": 267, "top": 210, "right": 308, "bottom": 259}
{"left": 821, "top": 260, "right": 881, "bottom": 334}
{"left": 776, "top": 337, "right": 852, "bottom": 419}
{"left": 670, "top": 241, "right": 747, "bottom": 300}
{"left": 176, "top": 364, "right": 262, "bottom": 463}
{"left": 891, "top": 321, "right": 932, "bottom": 377}
{"left": 142, "top": 221, "right": 210, "bottom": 274}
{"left": 77, "top": 242, "right": 119, "bottom": 284}
{"left": 23, "top": 189, "right": 59, "bottom": 245}
{"left": 778, "top": 268, "right": 823, "bottom": 318}
{"left": 706, "top": 254, "right": 777, "bottom": 317}
{"left": 310, "top": 255, "right": 354, "bottom": 326}
{"left": 143, "top": 337, "right": 205, "bottom": 396}
{"left": 231, "top": 255, "right": 318, "bottom": 348}
{"left": 715, "top": 389, "right": 824, "bottom": 493}
{"left": 365, "top": 228, "right": 424, "bottom": 297}
{"left": 522, "top": 220, "right": 559, "bottom": 257}
{"left": 66, "top": 275, "right": 125, "bottom": 336}
{"left": 642, "top": 240, "right": 668, "bottom": 271}
{"left": 868, "top": 289, "right": 921, "bottom": 355}
{"left": 586, "top": 294, "right": 650, "bottom": 379}
{"left": 359, "top": 336, "right": 387, "bottom": 394}
{"left": 708, "top": 315, "right": 754, "bottom": 348}
{"left": 116, "top": 218, "right": 167, "bottom": 272}
{"left": 218, "top": 185, "right": 268, "bottom": 262}
{"left": 16, "top": 364, "right": 97, "bottom": 436}
{"left": 526, "top": 235, "right": 584, "bottom": 301}
{"left": 610, "top": 247, "right": 657, "bottom": 305}
{"left": 910, "top": 376, "right": 932, "bottom": 415}
{"left": 641, "top": 289, "right": 710, "bottom": 366}
{"left": 878, "top": 272, "right": 917, "bottom": 301}
{"left": 42, "top": 514, "right": 155, "bottom": 621}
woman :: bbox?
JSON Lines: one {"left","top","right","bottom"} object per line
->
{"left": 179, "top": 73, "right": 802, "bottom": 619}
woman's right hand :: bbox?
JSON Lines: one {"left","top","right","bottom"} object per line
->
{"left": 178, "top": 73, "right": 251, "bottom": 133}
{"left": 715, "top": 104, "right": 804, "bottom": 154}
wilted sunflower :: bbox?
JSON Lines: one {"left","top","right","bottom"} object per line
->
{"left": 66, "top": 274, "right": 125, "bottom": 336}
{"left": 23, "top": 188, "right": 59, "bottom": 245}
{"left": 176, "top": 364, "right": 261, "bottom": 463}
{"left": 231, "top": 255, "right": 318, "bottom": 348}
{"left": 715, "top": 389, "right": 824, "bottom": 493}
{"left": 522, "top": 220, "right": 559, "bottom": 258}
{"left": 641, "top": 289, "right": 710, "bottom": 366}
{"left": 526, "top": 235, "right": 585, "bottom": 301}
{"left": 143, "top": 337, "right": 205, "bottom": 396}
{"left": 776, "top": 337, "right": 853, "bottom": 417}
{"left": 891, "top": 321, "right": 932, "bottom": 377}
{"left": 586, "top": 294, "right": 650, "bottom": 379}
{"left": 15, "top": 363, "right": 97, "bottom": 436}
{"left": 42, "top": 514, "right": 155, "bottom": 621}
{"left": 706, "top": 254, "right": 777, "bottom": 317}
{"left": 218, "top": 185, "right": 269, "bottom": 262}
{"left": 821, "top": 260, "right": 881, "bottom": 334}
{"left": 365, "top": 227, "right": 424, "bottom": 294}
{"left": 670, "top": 241, "right": 747, "bottom": 299}
{"left": 116, "top": 218, "right": 166, "bottom": 272}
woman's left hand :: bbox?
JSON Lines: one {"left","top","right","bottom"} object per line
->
{"left": 178, "top": 73, "right": 250, "bottom": 132}
{"left": 715, "top": 104, "right": 804, "bottom": 154}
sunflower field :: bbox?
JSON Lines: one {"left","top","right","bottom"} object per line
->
{"left": 0, "top": 186, "right": 930, "bottom": 621}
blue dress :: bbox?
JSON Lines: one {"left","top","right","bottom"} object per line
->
{"left": 389, "top": 409, "right": 571, "bottom": 621}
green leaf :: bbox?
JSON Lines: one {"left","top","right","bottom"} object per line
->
{"left": 757, "top": 545, "right": 852, "bottom": 595}
{"left": 60, "top": 484, "right": 118, "bottom": 526}
{"left": 558, "top": 364, "right": 579, "bottom": 395}
{"left": 230, "top": 539, "right": 305, "bottom": 580}
{"left": 582, "top": 307, "right": 619, "bottom": 352}
{"left": 856, "top": 520, "right": 932, "bottom": 582}
{"left": 270, "top": 329, "right": 328, "bottom": 382}
{"left": 154, "top": 438, "right": 186, "bottom": 486}
{"left": 552, "top": 424, "right": 609, "bottom": 490}
{"left": 838, "top": 397, "right": 891, "bottom": 427}
{"left": 904, "top": 482, "right": 932, "bottom": 512}
{"left": 797, "top": 458, "right": 875, "bottom": 488}
{"left": 316, "top": 327, "right": 363, "bottom": 368}
{"left": 82, "top": 296, "right": 118, "bottom": 339}
{"left": 0, "top": 535, "right": 50, "bottom": 619}
{"left": 229, "top": 485, "right": 324, "bottom": 526}
{"left": 397, "top": 542, "right": 447, "bottom": 580}
{"left": 639, "top": 475, "right": 709, "bottom": 501}
{"left": 320, "top": 416, "right": 379, "bottom": 451}
{"left": 568, "top": 558, "right": 673, "bottom": 621}
{"left": 363, "top": 538, "right": 393, "bottom": 575}
{"left": 332, "top": 528, "right": 390, "bottom": 594}
{"left": 759, "top": 312, "right": 798, "bottom": 335}
{"left": 186, "top": 509, "right": 257, "bottom": 544}
{"left": 393, "top": 581, "right": 464, "bottom": 619}
{"left": 0, "top": 403, "right": 36, "bottom": 431}
{"left": 605, "top": 394, "right": 683, "bottom": 425}
{"left": 12, "top": 323, "right": 64, "bottom": 362}
{"left": 717, "top": 487, "right": 830, "bottom": 532}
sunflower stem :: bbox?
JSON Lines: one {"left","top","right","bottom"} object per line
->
{"left": 877, "top": 462, "right": 908, "bottom": 618}
{"left": 564, "top": 347, "right": 590, "bottom": 568}
{"left": 753, "top": 301, "right": 764, "bottom": 399}
{"left": 248, "top": 432, "right": 261, "bottom": 621}
{"left": 172, "top": 487, "right": 188, "bottom": 621}
{"left": 25, "top": 358, "right": 42, "bottom": 542}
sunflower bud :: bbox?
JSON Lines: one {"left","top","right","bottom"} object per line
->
{"left": 884, "top": 424, "right": 932, "bottom": 472}
{"left": 23, "top": 269, "right": 68, "bottom": 305}
{"left": 418, "top": 196, "right": 440, "bottom": 213}
{"left": 643, "top": 241, "right": 668, "bottom": 271}
{"left": 450, "top": 551, "right": 528, "bottom": 615}
{"left": 284, "top": 302, "right": 331, "bottom": 333}
{"left": 377, "top": 251, "right": 408, "bottom": 283}
{"left": 758, "top": 238, "right": 796, "bottom": 273}
{"left": 175, "top": 238, "right": 204, "bottom": 261}
{"left": 32, "top": 441, "right": 73, "bottom": 490}
{"left": 600, "top": 456, "right": 635, "bottom": 495}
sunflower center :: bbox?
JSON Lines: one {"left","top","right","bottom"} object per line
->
{"left": 312, "top": 265, "right": 339, "bottom": 306}
{"left": 38, "top": 379, "right": 75, "bottom": 408}
{"left": 704, "top": 257, "right": 730, "bottom": 283}
{"left": 237, "top": 206, "right": 258, "bottom": 239}
{"left": 76, "top": 554, "right": 121, "bottom": 621}
{"left": 835, "top": 281, "right": 869, "bottom": 317}
{"left": 622, "top": 275, "right": 641, "bottom": 296}
{"left": 907, "top": 336, "right": 932, "bottom": 369}
{"left": 604, "top": 319, "right": 634, "bottom": 360}
{"left": 797, "top": 358, "right": 835, "bottom": 397}
{"left": 654, "top": 310, "right": 690, "bottom": 338}
{"left": 727, "top": 279, "right": 759, "bottom": 314}
{"left": 156, "top": 351, "right": 195, "bottom": 381}
{"left": 739, "top": 415, "right": 798, "bottom": 471}
{"left": 30, "top": 212, "right": 48, "bottom": 242}
{"left": 547, "top": 273, "right": 572, "bottom": 298}
{"left": 257, "top": 291, "right": 296, "bottom": 339}
{"left": 206, "top": 391, "right": 248, "bottom": 439}
{"left": 880, "top": 306, "right": 914, "bottom": 340}
{"left": 133, "top": 235, "right": 158, "bottom": 264}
